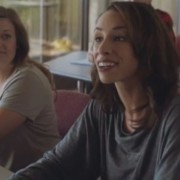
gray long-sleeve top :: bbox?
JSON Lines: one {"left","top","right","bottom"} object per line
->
{"left": 9, "top": 96, "right": 180, "bottom": 180}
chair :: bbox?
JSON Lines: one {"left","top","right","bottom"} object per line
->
{"left": 54, "top": 90, "right": 91, "bottom": 137}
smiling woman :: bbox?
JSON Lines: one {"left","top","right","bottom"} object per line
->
{"left": 0, "top": 6, "right": 60, "bottom": 172}
{"left": 9, "top": 2, "right": 180, "bottom": 180}
{"left": 92, "top": 10, "right": 139, "bottom": 85}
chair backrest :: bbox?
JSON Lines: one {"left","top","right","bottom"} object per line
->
{"left": 54, "top": 90, "right": 91, "bottom": 137}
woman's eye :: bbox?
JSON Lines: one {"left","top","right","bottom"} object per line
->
{"left": 2, "top": 34, "right": 11, "bottom": 40}
{"left": 113, "top": 35, "right": 127, "bottom": 41}
{"left": 94, "top": 36, "right": 103, "bottom": 43}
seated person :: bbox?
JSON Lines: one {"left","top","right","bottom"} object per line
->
{"left": 0, "top": 6, "right": 60, "bottom": 172}
{"left": 9, "top": 2, "right": 180, "bottom": 179}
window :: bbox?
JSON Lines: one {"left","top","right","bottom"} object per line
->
{"left": 0, "top": 0, "right": 82, "bottom": 62}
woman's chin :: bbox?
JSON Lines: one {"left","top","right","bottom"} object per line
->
{"left": 100, "top": 78, "right": 114, "bottom": 84}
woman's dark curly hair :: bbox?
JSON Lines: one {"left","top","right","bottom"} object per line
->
{"left": 90, "top": 2, "right": 179, "bottom": 112}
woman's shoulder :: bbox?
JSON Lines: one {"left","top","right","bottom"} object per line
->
{"left": 161, "top": 95, "right": 180, "bottom": 131}
{"left": 85, "top": 99, "right": 122, "bottom": 121}
{"left": 4, "top": 64, "right": 51, "bottom": 94}
{"left": 15, "top": 63, "right": 42, "bottom": 76}
{"left": 168, "top": 94, "right": 180, "bottom": 108}
{"left": 11, "top": 64, "right": 34, "bottom": 78}
{"left": 162, "top": 95, "right": 180, "bottom": 117}
{"left": 86, "top": 99, "right": 102, "bottom": 112}
{"left": 12, "top": 63, "right": 48, "bottom": 84}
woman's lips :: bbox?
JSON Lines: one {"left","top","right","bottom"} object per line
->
{"left": 97, "top": 61, "right": 118, "bottom": 72}
{"left": 98, "top": 61, "right": 116, "bottom": 67}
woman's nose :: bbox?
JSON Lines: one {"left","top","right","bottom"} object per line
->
{"left": 96, "top": 39, "right": 112, "bottom": 54}
{"left": 0, "top": 38, "right": 5, "bottom": 46}
{"left": 0, "top": 41, "right": 4, "bottom": 48}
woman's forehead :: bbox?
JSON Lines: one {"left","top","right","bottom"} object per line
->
{"left": 96, "top": 10, "right": 126, "bottom": 28}
{"left": 133, "top": 0, "right": 152, "bottom": 4}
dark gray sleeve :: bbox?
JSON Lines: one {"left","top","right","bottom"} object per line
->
{"left": 154, "top": 101, "right": 180, "bottom": 180}
{"left": 9, "top": 100, "right": 101, "bottom": 180}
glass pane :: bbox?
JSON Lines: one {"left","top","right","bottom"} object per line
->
{"left": 0, "top": 0, "right": 82, "bottom": 62}
{"left": 88, "top": 0, "right": 109, "bottom": 49}
{"left": 57, "top": 0, "right": 81, "bottom": 51}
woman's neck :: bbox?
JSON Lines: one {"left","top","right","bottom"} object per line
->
{"left": 115, "top": 81, "right": 149, "bottom": 111}
{"left": 115, "top": 81, "right": 152, "bottom": 133}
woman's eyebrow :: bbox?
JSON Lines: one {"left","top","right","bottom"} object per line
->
{"left": 2, "top": 29, "right": 13, "bottom": 33}
{"left": 94, "top": 27, "right": 102, "bottom": 32}
{"left": 94, "top": 26, "right": 127, "bottom": 32}
{"left": 113, "top": 26, "right": 127, "bottom": 30}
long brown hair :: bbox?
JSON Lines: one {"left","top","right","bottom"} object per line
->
{"left": 90, "top": 2, "right": 179, "bottom": 112}
{"left": 0, "top": 6, "right": 55, "bottom": 90}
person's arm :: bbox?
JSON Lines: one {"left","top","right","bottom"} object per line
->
{"left": 0, "top": 108, "right": 25, "bottom": 139}
{"left": 9, "top": 100, "right": 101, "bottom": 180}
{"left": 0, "top": 68, "right": 51, "bottom": 139}
{"left": 154, "top": 100, "right": 180, "bottom": 179}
